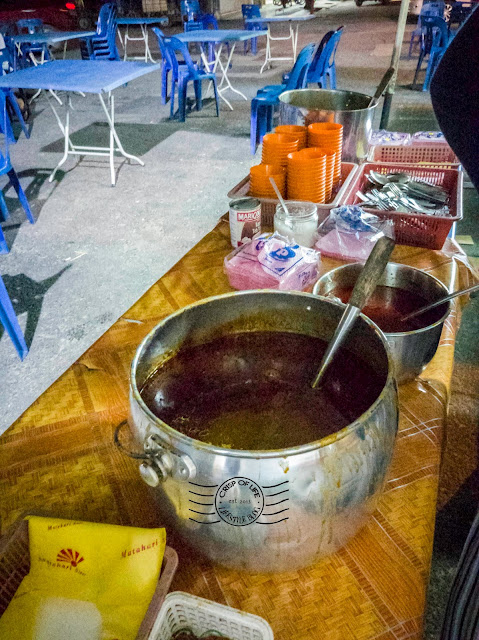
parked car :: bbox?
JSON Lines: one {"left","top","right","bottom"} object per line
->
{"left": 0, "top": 0, "right": 107, "bottom": 33}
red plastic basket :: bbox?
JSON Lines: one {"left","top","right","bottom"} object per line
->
{"left": 340, "top": 162, "right": 463, "bottom": 250}
{"left": 0, "top": 517, "right": 178, "bottom": 640}
{"left": 368, "top": 143, "right": 460, "bottom": 168}
{"left": 227, "top": 162, "right": 359, "bottom": 227}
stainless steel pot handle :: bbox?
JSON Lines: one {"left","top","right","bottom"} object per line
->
{"left": 113, "top": 420, "right": 196, "bottom": 487}
{"left": 113, "top": 420, "right": 150, "bottom": 460}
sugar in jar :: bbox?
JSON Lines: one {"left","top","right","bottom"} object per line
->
{"left": 274, "top": 201, "right": 319, "bottom": 248}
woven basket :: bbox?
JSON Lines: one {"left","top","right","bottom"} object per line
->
{"left": 148, "top": 591, "right": 274, "bottom": 640}
{"left": 368, "top": 143, "right": 460, "bottom": 168}
{"left": 0, "top": 517, "right": 178, "bottom": 640}
{"left": 340, "top": 162, "right": 463, "bottom": 250}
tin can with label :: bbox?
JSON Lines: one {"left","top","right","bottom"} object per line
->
{"left": 229, "top": 197, "right": 262, "bottom": 248}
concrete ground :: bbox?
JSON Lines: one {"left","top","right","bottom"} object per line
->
{"left": 1, "top": 1, "right": 478, "bottom": 637}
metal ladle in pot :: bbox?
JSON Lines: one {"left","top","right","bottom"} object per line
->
{"left": 311, "top": 235, "right": 395, "bottom": 388}
{"left": 400, "top": 282, "right": 479, "bottom": 322}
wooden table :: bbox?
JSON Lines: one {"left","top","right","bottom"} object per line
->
{"left": 0, "top": 219, "right": 475, "bottom": 640}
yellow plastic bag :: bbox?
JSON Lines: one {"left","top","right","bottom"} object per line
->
{"left": 0, "top": 516, "right": 166, "bottom": 640}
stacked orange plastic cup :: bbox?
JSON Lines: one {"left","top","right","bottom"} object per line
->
{"left": 287, "top": 149, "right": 327, "bottom": 203}
{"left": 262, "top": 133, "right": 299, "bottom": 167}
{"left": 307, "top": 123, "right": 343, "bottom": 185}
{"left": 250, "top": 164, "right": 286, "bottom": 198}
{"left": 274, "top": 125, "right": 308, "bottom": 150}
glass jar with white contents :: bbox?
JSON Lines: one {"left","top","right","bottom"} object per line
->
{"left": 274, "top": 201, "right": 319, "bottom": 248}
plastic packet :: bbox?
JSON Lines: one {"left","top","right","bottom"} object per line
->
{"left": 411, "top": 131, "right": 448, "bottom": 145}
{"left": 369, "top": 130, "right": 411, "bottom": 146}
{"left": 314, "top": 205, "right": 394, "bottom": 262}
{"left": 224, "top": 231, "right": 320, "bottom": 291}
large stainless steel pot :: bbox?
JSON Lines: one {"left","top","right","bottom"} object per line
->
{"left": 279, "top": 89, "right": 377, "bottom": 163}
{"left": 313, "top": 263, "right": 451, "bottom": 383}
{"left": 126, "top": 291, "right": 398, "bottom": 572}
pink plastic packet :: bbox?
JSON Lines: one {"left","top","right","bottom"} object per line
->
{"left": 224, "top": 232, "right": 320, "bottom": 291}
{"left": 315, "top": 206, "right": 394, "bottom": 262}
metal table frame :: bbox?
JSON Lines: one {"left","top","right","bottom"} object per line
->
{"left": 246, "top": 10, "right": 317, "bottom": 73}
{"left": 13, "top": 30, "right": 96, "bottom": 69}
{"left": 117, "top": 17, "right": 169, "bottom": 63}
{"left": 0, "top": 60, "right": 162, "bottom": 186}
{"left": 176, "top": 30, "right": 267, "bottom": 110}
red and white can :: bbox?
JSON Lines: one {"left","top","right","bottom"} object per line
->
{"left": 229, "top": 197, "right": 262, "bottom": 248}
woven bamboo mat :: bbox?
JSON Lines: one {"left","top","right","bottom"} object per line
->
{"left": 0, "top": 220, "right": 476, "bottom": 640}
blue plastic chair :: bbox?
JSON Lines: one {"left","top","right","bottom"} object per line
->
{"left": 447, "top": 1, "right": 474, "bottom": 35}
{"left": 153, "top": 27, "right": 189, "bottom": 106}
{"left": 306, "top": 26, "right": 342, "bottom": 88}
{"left": 0, "top": 36, "right": 29, "bottom": 142}
{"left": 250, "top": 42, "right": 317, "bottom": 154}
{"left": 413, "top": 15, "right": 450, "bottom": 91}
{"left": 167, "top": 36, "right": 220, "bottom": 122}
{"left": 0, "top": 91, "right": 35, "bottom": 254}
{"left": 0, "top": 273, "right": 28, "bottom": 359}
{"left": 181, "top": 0, "right": 202, "bottom": 22}
{"left": 408, "top": 1, "right": 445, "bottom": 58}
{"left": 15, "top": 18, "right": 50, "bottom": 66}
{"left": 80, "top": 3, "right": 120, "bottom": 61}
{"left": 242, "top": 4, "right": 262, "bottom": 55}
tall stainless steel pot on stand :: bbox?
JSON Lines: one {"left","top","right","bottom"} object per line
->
{"left": 122, "top": 291, "right": 398, "bottom": 572}
{"left": 279, "top": 89, "right": 377, "bottom": 163}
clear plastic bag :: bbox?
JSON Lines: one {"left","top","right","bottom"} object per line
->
{"left": 314, "top": 205, "right": 394, "bottom": 262}
{"left": 410, "top": 131, "right": 448, "bottom": 145}
{"left": 224, "top": 232, "right": 320, "bottom": 291}
{"left": 369, "top": 130, "right": 411, "bottom": 146}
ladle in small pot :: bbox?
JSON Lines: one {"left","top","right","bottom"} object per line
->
{"left": 311, "top": 235, "right": 395, "bottom": 388}
{"left": 401, "top": 282, "right": 479, "bottom": 322}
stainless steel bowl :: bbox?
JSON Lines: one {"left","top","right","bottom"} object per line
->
{"left": 313, "top": 263, "right": 451, "bottom": 383}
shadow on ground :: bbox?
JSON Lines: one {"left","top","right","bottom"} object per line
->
{"left": 1, "top": 168, "right": 56, "bottom": 252}
{"left": 0, "top": 266, "right": 71, "bottom": 348}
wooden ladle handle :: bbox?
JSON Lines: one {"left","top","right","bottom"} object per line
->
{"left": 349, "top": 236, "right": 395, "bottom": 309}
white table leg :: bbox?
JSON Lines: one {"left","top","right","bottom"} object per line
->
{"left": 123, "top": 25, "right": 129, "bottom": 61}
{"left": 117, "top": 26, "right": 124, "bottom": 49}
{"left": 260, "top": 26, "right": 272, "bottom": 73}
{"left": 98, "top": 92, "right": 144, "bottom": 186}
{"left": 292, "top": 23, "right": 299, "bottom": 60}
{"left": 49, "top": 94, "right": 72, "bottom": 183}
{"left": 47, "top": 90, "right": 144, "bottom": 186}
{"left": 109, "top": 93, "right": 115, "bottom": 185}
{"left": 260, "top": 23, "right": 296, "bottom": 73}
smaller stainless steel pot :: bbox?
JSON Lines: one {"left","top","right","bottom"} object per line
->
{"left": 313, "top": 263, "right": 450, "bottom": 383}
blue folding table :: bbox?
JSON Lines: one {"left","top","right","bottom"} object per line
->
{"left": 0, "top": 60, "right": 162, "bottom": 186}
{"left": 245, "top": 9, "right": 317, "bottom": 73}
{"left": 176, "top": 29, "right": 267, "bottom": 110}
{"left": 117, "top": 17, "right": 169, "bottom": 63}
{"left": 12, "top": 31, "right": 96, "bottom": 69}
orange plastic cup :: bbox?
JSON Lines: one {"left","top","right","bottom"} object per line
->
{"left": 275, "top": 125, "right": 307, "bottom": 150}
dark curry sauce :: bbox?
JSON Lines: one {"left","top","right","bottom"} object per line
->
{"left": 333, "top": 285, "right": 447, "bottom": 333}
{"left": 140, "top": 332, "right": 386, "bottom": 450}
